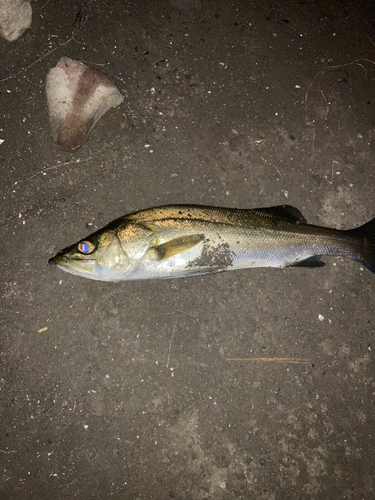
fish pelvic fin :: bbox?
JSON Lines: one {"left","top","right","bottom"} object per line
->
{"left": 286, "top": 256, "right": 325, "bottom": 268}
{"left": 151, "top": 234, "right": 204, "bottom": 261}
{"left": 252, "top": 205, "right": 307, "bottom": 223}
{"left": 350, "top": 217, "right": 375, "bottom": 274}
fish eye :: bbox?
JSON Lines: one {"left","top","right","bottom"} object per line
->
{"left": 78, "top": 241, "right": 95, "bottom": 254}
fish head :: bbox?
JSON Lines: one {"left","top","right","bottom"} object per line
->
{"left": 49, "top": 228, "right": 130, "bottom": 281}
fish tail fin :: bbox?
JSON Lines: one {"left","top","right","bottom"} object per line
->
{"left": 351, "top": 217, "right": 375, "bottom": 274}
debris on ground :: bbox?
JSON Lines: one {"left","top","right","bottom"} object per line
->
{"left": 46, "top": 57, "right": 124, "bottom": 151}
{"left": 0, "top": 0, "right": 32, "bottom": 42}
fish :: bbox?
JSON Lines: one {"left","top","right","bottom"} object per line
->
{"left": 48, "top": 204, "right": 375, "bottom": 282}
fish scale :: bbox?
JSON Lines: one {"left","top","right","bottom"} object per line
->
{"left": 49, "top": 204, "right": 375, "bottom": 282}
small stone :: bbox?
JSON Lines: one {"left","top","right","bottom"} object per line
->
{"left": 0, "top": 0, "right": 32, "bottom": 42}
{"left": 46, "top": 57, "right": 124, "bottom": 151}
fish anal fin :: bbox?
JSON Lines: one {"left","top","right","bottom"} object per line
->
{"left": 254, "top": 205, "right": 307, "bottom": 223}
{"left": 287, "top": 256, "right": 325, "bottom": 268}
{"left": 152, "top": 234, "right": 204, "bottom": 261}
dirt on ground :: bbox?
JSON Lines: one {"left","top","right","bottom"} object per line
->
{"left": 1, "top": 0, "right": 375, "bottom": 499}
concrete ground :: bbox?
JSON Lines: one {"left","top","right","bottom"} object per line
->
{"left": 1, "top": 0, "right": 374, "bottom": 498}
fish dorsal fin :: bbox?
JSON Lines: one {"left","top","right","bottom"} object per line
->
{"left": 253, "top": 205, "right": 307, "bottom": 223}
{"left": 151, "top": 234, "right": 204, "bottom": 261}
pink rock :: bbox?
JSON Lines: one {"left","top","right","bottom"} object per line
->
{"left": 46, "top": 57, "right": 124, "bottom": 151}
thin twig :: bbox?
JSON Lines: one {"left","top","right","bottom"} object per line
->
{"left": 305, "top": 58, "right": 375, "bottom": 126}
{"left": 14, "top": 157, "right": 92, "bottom": 185}
{"left": 0, "top": 4, "right": 93, "bottom": 84}
{"left": 262, "top": 155, "right": 282, "bottom": 177}
{"left": 354, "top": 62, "right": 367, "bottom": 76}
{"left": 323, "top": 159, "right": 338, "bottom": 185}
{"left": 225, "top": 357, "right": 312, "bottom": 364}
{"left": 14, "top": 116, "right": 127, "bottom": 184}
{"left": 166, "top": 319, "right": 178, "bottom": 368}
{"left": 311, "top": 126, "right": 316, "bottom": 155}
{"left": 318, "top": 88, "right": 329, "bottom": 119}
{"left": 272, "top": 162, "right": 282, "bottom": 177}
{"left": 39, "top": 0, "right": 51, "bottom": 11}
{"left": 79, "top": 60, "right": 108, "bottom": 67}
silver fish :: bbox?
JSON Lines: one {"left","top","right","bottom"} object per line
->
{"left": 49, "top": 204, "right": 375, "bottom": 281}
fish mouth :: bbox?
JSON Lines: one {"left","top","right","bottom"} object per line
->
{"left": 49, "top": 255, "right": 66, "bottom": 266}
{"left": 49, "top": 254, "right": 96, "bottom": 275}
{"left": 49, "top": 254, "right": 124, "bottom": 281}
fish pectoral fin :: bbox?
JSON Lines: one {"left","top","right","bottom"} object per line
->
{"left": 253, "top": 205, "right": 307, "bottom": 223}
{"left": 151, "top": 234, "right": 204, "bottom": 261}
{"left": 287, "top": 256, "right": 325, "bottom": 268}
